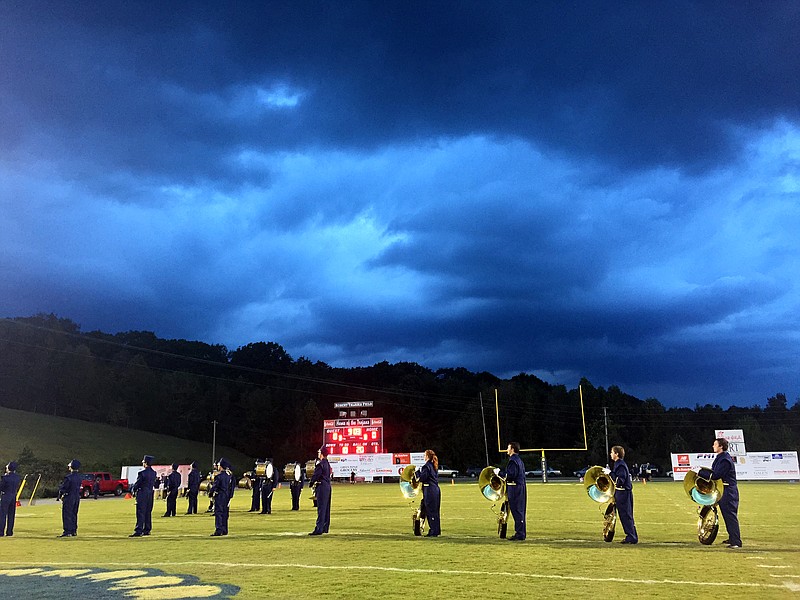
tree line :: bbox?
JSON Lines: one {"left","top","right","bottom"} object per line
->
{"left": 1, "top": 314, "right": 798, "bottom": 474}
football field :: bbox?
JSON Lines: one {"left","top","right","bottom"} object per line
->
{"left": 2, "top": 480, "right": 799, "bottom": 599}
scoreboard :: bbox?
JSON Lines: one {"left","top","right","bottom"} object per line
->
{"left": 323, "top": 418, "right": 384, "bottom": 455}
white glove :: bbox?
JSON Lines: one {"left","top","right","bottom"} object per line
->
{"left": 493, "top": 468, "right": 500, "bottom": 475}
{"left": 602, "top": 467, "right": 611, "bottom": 475}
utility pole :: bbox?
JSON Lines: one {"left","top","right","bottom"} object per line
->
{"left": 211, "top": 420, "right": 218, "bottom": 468}
{"left": 603, "top": 407, "right": 609, "bottom": 467}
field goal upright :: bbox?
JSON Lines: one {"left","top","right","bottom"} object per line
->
{"left": 494, "top": 385, "right": 588, "bottom": 481}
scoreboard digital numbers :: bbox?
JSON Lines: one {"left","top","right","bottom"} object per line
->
{"left": 323, "top": 418, "right": 384, "bottom": 455}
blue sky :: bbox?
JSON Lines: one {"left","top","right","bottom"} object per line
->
{"left": 2, "top": 2, "right": 799, "bottom": 407}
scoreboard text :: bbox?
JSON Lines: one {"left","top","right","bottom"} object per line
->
{"left": 323, "top": 418, "right": 384, "bottom": 455}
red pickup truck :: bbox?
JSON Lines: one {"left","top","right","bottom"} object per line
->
{"left": 81, "top": 472, "right": 129, "bottom": 498}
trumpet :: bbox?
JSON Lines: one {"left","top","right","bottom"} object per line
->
{"left": 477, "top": 467, "right": 509, "bottom": 538}
{"left": 683, "top": 468, "right": 724, "bottom": 545}
{"left": 582, "top": 466, "right": 617, "bottom": 542}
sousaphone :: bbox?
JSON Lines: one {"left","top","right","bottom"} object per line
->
{"left": 400, "top": 464, "right": 425, "bottom": 536}
{"left": 683, "top": 468, "right": 724, "bottom": 545}
{"left": 583, "top": 466, "right": 617, "bottom": 542}
{"left": 478, "top": 466, "right": 509, "bottom": 538}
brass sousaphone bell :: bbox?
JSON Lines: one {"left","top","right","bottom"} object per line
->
{"left": 478, "top": 466, "right": 509, "bottom": 538}
{"left": 683, "top": 468, "right": 724, "bottom": 545}
{"left": 583, "top": 466, "right": 617, "bottom": 542}
{"left": 399, "top": 465, "right": 426, "bottom": 536}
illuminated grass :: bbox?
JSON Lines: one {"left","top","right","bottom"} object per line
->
{"left": 5, "top": 480, "right": 800, "bottom": 599}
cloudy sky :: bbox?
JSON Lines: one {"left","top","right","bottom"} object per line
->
{"left": 2, "top": 2, "right": 799, "bottom": 408}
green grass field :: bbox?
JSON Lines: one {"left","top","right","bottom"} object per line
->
{"left": 0, "top": 406, "right": 252, "bottom": 475}
{"left": 2, "top": 480, "right": 799, "bottom": 599}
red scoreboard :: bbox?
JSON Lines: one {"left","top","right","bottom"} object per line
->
{"left": 323, "top": 418, "right": 384, "bottom": 455}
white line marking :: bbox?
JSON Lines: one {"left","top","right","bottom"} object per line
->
{"left": 5, "top": 561, "right": 797, "bottom": 592}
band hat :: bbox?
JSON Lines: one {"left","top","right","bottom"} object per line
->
{"left": 143, "top": 455, "right": 155, "bottom": 465}
{"left": 318, "top": 446, "right": 328, "bottom": 457}
{"left": 7, "top": 461, "right": 17, "bottom": 472}
{"left": 171, "top": 463, "right": 179, "bottom": 470}
{"left": 191, "top": 461, "right": 198, "bottom": 468}
{"left": 219, "top": 458, "right": 232, "bottom": 470}
{"left": 68, "top": 459, "right": 81, "bottom": 470}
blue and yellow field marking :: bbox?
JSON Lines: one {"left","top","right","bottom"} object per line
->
{"left": 0, "top": 567, "right": 239, "bottom": 599}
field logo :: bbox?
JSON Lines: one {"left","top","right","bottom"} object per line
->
{"left": 0, "top": 567, "right": 239, "bottom": 599}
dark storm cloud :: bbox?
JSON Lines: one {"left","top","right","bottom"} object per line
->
{"left": 2, "top": 2, "right": 800, "bottom": 407}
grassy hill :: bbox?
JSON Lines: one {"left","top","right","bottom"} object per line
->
{"left": 0, "top": 405, "right": 253, "bottom": 479}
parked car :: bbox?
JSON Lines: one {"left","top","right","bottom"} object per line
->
{"left": 525, "top": 467, "right": 562, "bottom": 478}
{"left": 80, "top": 472, "right": 129, "bottom": 498}
{"left": 465, "top": 466, "right": 483, "bottom": 478}
{"left": 437, "top": 465, "right": 459, "bottom": 479}
{"left": 573, "top": 466, "right": 592, "bottom": 478}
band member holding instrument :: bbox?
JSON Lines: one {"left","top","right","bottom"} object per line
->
{"left": 290, "top": 462, "right": 304, "bottom": 511}
{"left": 1, "top": 461, "right": 23, "bottom": 537}
{"left": 211, "top": 458, "right": 234, "bottom": 536}
{"left": 187, "top": 461, "right": 200, "bottom": 514}
{"left": 711, "top": 438, "right": 742, "bottom": 548}
{"left": 308, "top": 447, "right": 331, "bottom": 535}
{"left": 163, "top": 464, "right": 181, "bottom": 517}
{"left": 260, "top": 461, "right": 277, "bottom": 514}
{"left": 130, "top": 455, "right": 158, "bottom": 537}
{"left": 57, "top": 459, "right": 82, "bottom": 537}
{"left": 249, "top": 460, "right": 263, "bottom": 512}
{"left": 416, "top": 449, "right": 441, "bottom": 537}
{"left": 498, "top": 442, "right": 526, "bottom": 541}
{"left": 607, "top": 446, "right": 638, "bottom": 544}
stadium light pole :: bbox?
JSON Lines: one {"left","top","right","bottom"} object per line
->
{"left": 603, "top": 407, "right": 609, "bottom": 467}
{"left": 211, "top": 420, "right": 218, "bottom": 468}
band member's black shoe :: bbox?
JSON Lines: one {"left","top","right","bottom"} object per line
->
{"left": 211, "top": 532, "right": 223, "bottom": 536}
{"left": 621, "top": 539, "right": 637, "bottom": 544}
{"left": 308, "top": 531, "right": 322, "bottom": 536}
{"left": 142, "top": 532, "right": 150, "bottom": 536}
{"left": 129, "top": 533, "right": 142, "bottom": 537}
{"left": 58, "top": 533, "right": 73, "bottom": 537}
{"left": 721, "top": 539, "right": 730, "bottom": 544}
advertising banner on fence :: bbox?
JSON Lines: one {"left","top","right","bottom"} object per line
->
{"left": 670, "top": 452, "right": 799, "bottom": 481}
{"left": 327, "top": 452, "right": 426, "bottom": 481}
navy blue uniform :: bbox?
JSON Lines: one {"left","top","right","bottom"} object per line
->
{"left": 501, "top": 454, "right": 527, "bottom": 540}
{"left": 164, "top": 470, "right": 181, "bottom": 517}
{"left": 58, "top": 472, "right": 82, "bottom": 536}
{"left": 417, "top": 460, "right": 441, "bottom": 537}
{"left": 132, "top": 466, "right": 157, "bottom": 535}
{"left": 92, "top": 477, "right": 100, "bottom": 499}
{"left": 309, "top": 458, "right": 331, "bottom": 534}
{"left": 290, "top": 467, "right": 304, "bottom": 511}
{"left": 261, "top": 468, "right": 277, "bottom": 514}
{"left": 712, "top": 451, "right": 742, "bottom": 547}
{"left": 250, "top": 475, "right": 262, "bottom": 512}
{"left": 0, "top": 471, "right": 23, "bottom": 536}
{"left": 611, "top": 459, "right": 638, "bottom": 543}
{"left": 187, "top": 467, "right": 201, "bottom": 514}
{"left": 211, "top": 470, "right": 234, "bottom": 535}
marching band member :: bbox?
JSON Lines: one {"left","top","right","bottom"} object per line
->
{"left": 163, "top": 463, "right": 181, "bottom": 517}
{"left": 0, "top": 461, "right": 22, "bottom": 537}
{"left": 416, "top": 449, "right": 441, "bottom": 537}
{"left": 711, "top": 438, "right": 742, "bottom": 548}
{"left": 260, "top": 461, "right": 277, "bottom": 515}
{"left": 211, "top": 458, "right": 234, "bottom": 536}
{"left": 498, "top": 442, "right": 526, "bottom": 541}
{"left": 186, "top": 461, "right": 200, "bottom": 514}
{"left": 308, "top": 447, "right": 331, "bottom": 535}
{"left": 248, "top": 459, "right": 263, "bottom": 512}
{"left": 607, "top": 446, "right": 638, "bottom": 544}
{"left": 130, "top": 455, "right": 157, "bottom": 537}
{"left": 57, "top": 459, "right": 82, "bottom": 537}
{"left": 290, "top": 461, "right": 304, "bottom": 511}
